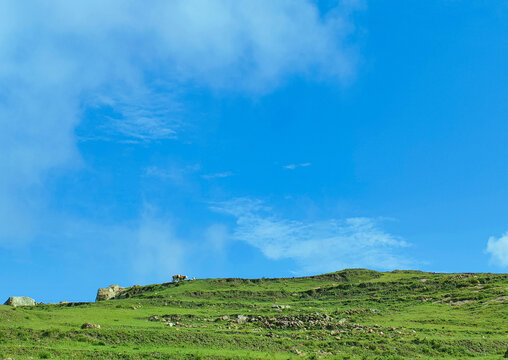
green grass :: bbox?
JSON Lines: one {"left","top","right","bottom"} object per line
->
{"left": 0, "top": 269, "right": 507, "bottom": 359}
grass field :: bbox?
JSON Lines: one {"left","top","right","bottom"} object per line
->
{"left": 1, "top": 269, "right": 507, "bottom": 359}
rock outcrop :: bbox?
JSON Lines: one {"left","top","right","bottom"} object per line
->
{"left": 4, "top": 296, "right": 36, "bottom": 307}
{"left": 96, "top": 284, "right": 126, "bottom": 301}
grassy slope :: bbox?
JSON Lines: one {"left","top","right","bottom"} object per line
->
{"left": 0, "top": 269, "right": 507, "bottom": 359}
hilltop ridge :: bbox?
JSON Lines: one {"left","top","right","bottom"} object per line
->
{"left": 1, "top": 269, "right": 507, "bottom": 359}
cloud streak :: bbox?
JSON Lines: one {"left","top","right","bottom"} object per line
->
{"left": 202, "top": 171, "right": 234, "bottom": 180}
{"left": 211, "top": 198, "right": 411, "bottom": 274}
{"left": 144, "top": 164, "right": 201, "bottom": 182}
{"left": 283, "top": 163, "right": 312, "bottom": 170}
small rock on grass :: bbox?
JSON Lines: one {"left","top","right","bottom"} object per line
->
{"left": 236, "top": 315, "right": 248, "bottom": 324}
{"left": 81, "top": 323, "right": 100, "bottom": 329}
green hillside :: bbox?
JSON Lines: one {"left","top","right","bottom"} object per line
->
{"left": 1, "top": 269, "right": 507, "bottom": 359}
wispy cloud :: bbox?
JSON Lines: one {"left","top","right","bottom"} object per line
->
{"left": 202, "top": 171, "right": 233, "bottom": 180}
{"left": 0, "top": 0, "right": 362, "bottom": 246}
{"left": 283, "top": 163, "right": 312, "bottom": 170}
{"left": 101, "top": 101, "right": 180, "bottom": 142}
{"left": 81, "top": 90, "right": 183, "bottom": 142}
{"left": 45, "top": 207, "right": 188, "bottom": 289}
{"left": 211, "top": 198, "right": 411, "bottom": 274}
{"left": 205, "top": 223, "right": 230, "bottom": 252}
{"left": 486, "top": 232, "right": 508, "bottom": 267}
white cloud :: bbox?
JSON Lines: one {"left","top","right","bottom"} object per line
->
{"left": 0, "top": 0, "right": 362, "bottom": 246}
{"left": 0, "top": 83, "right": 82, "bottom": 245}
{"left": 283, "top": 163, "right": 312, "bottom": 170}
{"left": 211, "top": 198, "right": 411, "bottom": 274}
{"left": 486, "top": 232, "right": 508, "bottom": 267}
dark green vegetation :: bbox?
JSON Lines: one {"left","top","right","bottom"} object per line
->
{"left": 1, "top": 269, "right": 507, "bottom": 359}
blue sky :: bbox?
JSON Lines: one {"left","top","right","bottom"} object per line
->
{"left": 1, "top": 1, "right": 507, "bottom": 303}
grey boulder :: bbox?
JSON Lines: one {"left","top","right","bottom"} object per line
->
{"left": 4, "top": 296, "right": 36, "bottom": 307}
{"left": 96, "top": 284, "right": 126, "bottom": 301}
